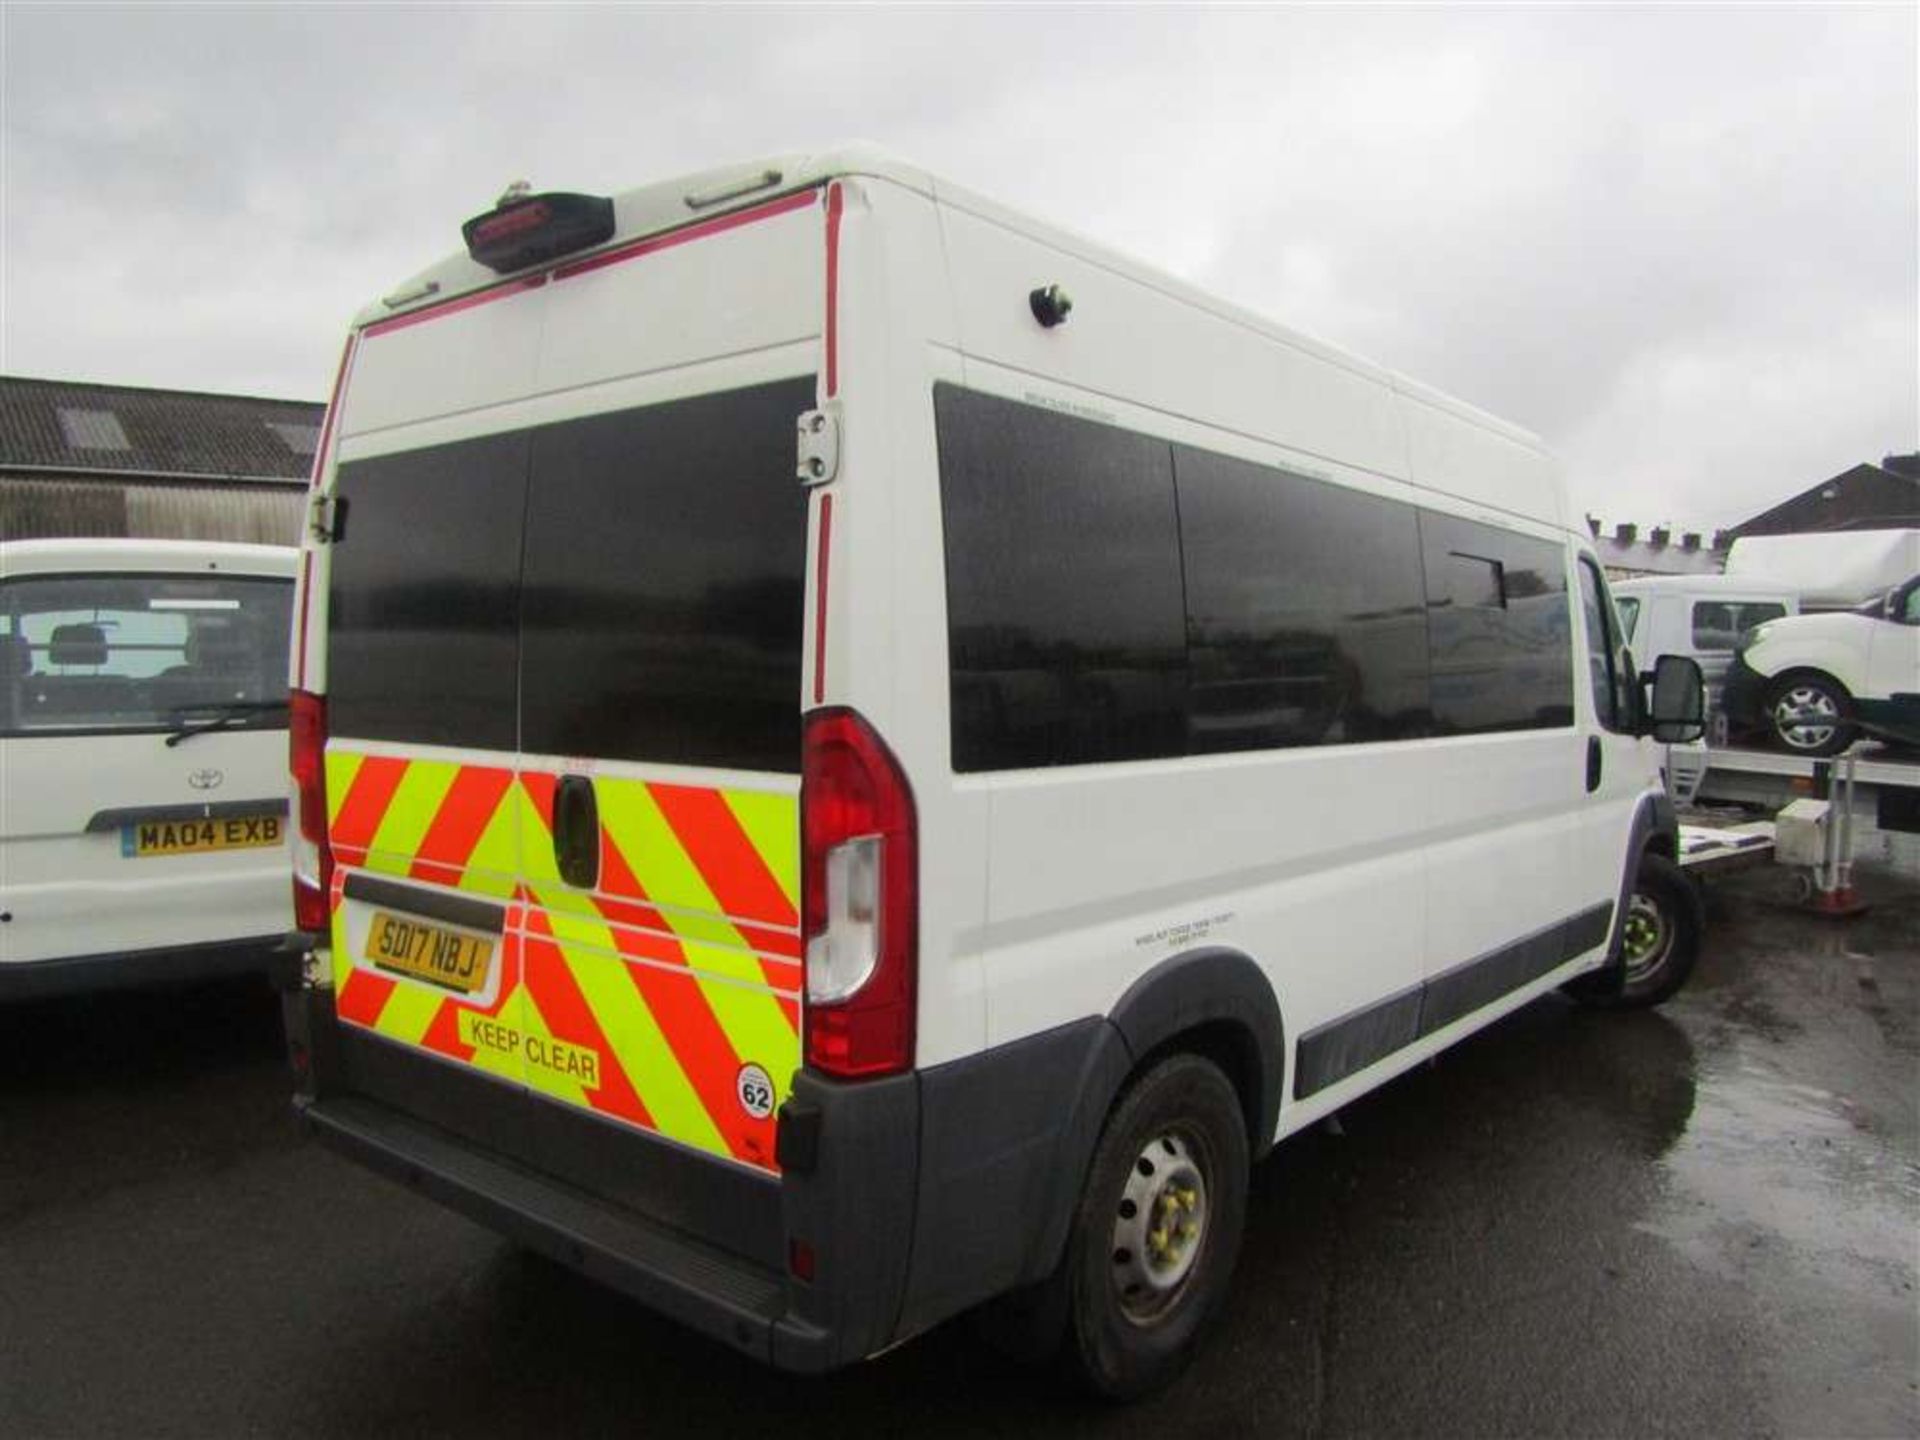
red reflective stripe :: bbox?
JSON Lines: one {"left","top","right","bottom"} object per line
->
{"left": 336, "top": 968, "right": 396, "bottom": 1028}
{"left": 647, "top": 783, "right": 799, "bottom": 930}
{"left": 555, "top": 187, "right": 818, "bottom": 281}
{"left": 309, "top": 333, "right": 356, "bottom": 489}
{"left": 520, "top": 913, "right": 653, "bottom": 1127}
{"left": 417, "top": 1000, "right": 475, "bottom": 1061}
{"left": 329, "top": 755, "right": 408, "bottom": 855}
{"left": 293, "top": 549, "right": 315, "bottom": 691}
{"left": 824, "top": 182, "right": 844, "bottom": 397}
{"left": 362, "top": 274, "right": 547, "bottom": 338}
{"left": 411, "top": 765, "right": 514, "bottom": 881}
{"left": 811, "top": 493, "right": 833, "bottom": 704}
{"left": 734, "top": 920, "right": 801, "bottom": 963}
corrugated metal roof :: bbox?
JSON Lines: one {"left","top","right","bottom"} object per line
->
{"left": 1, "top": 476, "right": 304, "bottom": 545}
{"left": 0, "top": 375, "right": 323, "bottom": 481}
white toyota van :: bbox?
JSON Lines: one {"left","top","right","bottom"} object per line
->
{"left": 0, "top": 537, "right": 296, "bottom": 997}
{"left": 281, "top": 149, "right": 1705, "bottom": 1397}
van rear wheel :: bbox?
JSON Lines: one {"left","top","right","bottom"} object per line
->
{"left": 1063, "top": 1053, "right": 1248, "bottom": 1400}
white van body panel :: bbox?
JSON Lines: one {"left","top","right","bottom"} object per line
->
{"left": 1741, "top": 605, "right": 1915, "bottom": 702}
{"left": 0, "top": 538, "right": 295, "bottom": 983}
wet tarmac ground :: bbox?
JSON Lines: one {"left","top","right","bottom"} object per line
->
{"left": 2, "top": 868, "right": 1915, "bottom": 1439}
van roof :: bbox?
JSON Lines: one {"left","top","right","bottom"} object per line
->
{"left": 0, "top": 536, "right": 298, "bottom": 578}
{"left": 357, "top": 145, "right": 1546, "bottom": 460}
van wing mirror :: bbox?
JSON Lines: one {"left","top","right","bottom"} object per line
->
{"left": 1642, "top": 654, "right": 1705, "bottom": 744}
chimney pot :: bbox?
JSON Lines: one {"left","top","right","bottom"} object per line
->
{"left": 1682, "top": 532, "right": 1701, "bottom": 550}
{"left": 1615, "top": 522, "right": 1638, "bottom": 544}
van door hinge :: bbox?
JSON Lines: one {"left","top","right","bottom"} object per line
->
{"left": 796, "top": 409, "right": 840, "bottom": 487}
{"left": 309, "top": 493, "right": 348, "bottom": 545}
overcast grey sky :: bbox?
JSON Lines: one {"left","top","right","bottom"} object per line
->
{"left": 2, "top": 3, "right": 1914, "bottom": 530}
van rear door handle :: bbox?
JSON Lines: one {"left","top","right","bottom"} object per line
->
{"left": 1585, "top": 735, "right": 1603, "bottom": 793}
{"left": 552, "top": 775, "right": 600, "bottom": 889}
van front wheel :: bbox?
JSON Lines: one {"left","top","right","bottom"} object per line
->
{"left": 1064, "top": 1053, "right": 1248, "bottom": 1400}
{"left": 1585, "top": 852, "right": 1703, "bottom": 1009}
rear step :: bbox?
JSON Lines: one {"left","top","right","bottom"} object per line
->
{"left": 298, "top": 1094, "right": 825, "bottom": 1365}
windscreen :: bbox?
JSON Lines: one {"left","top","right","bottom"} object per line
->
{"left": 0, "top": 572, "right": 292, "bottom": 736}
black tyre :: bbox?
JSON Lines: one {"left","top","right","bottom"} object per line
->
{"left": 1580, "top": 852, "right": 1703, "bottom": 1009}
{"left": 1063, "top": 1053, "right": 1249, "bottom": 1400}
{"left": 1765, "top": 671, "right": 1855, "bottom": 757}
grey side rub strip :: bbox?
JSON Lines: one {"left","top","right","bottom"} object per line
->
{"left": 1292, "top": 902, "right": 1613, "bottom": 1100}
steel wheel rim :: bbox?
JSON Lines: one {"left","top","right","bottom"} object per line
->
{"left": 1773, "top": 686, "right": 1839, "bottom": 751}
{"left": 1110, "top": 1129, "right": 1210, "bottom": 1324}
{"left": 1622, "top": 890, "right": 1673, "bottom": 981}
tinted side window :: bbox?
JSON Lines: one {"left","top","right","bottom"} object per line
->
{"left": 1691, "top": 600, "right": 1786, "bottom": 650}
{"left": 1421, "top": 512, "right": 1572, "bottom": 733}
{"left": 521, "top": 377, "right": 814, "bottom": 772}
{"left": 1176, "top": 446, "right": 1430, "bottom": 750}
{"left": 330, "top": 431, "right": 529, "bottom": 751}
{"left": 935, "top": 385, "right": 1187, "bottom": 771}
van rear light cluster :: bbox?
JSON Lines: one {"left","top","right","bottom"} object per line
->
{"left": 290, "top": 689, "right": 332, "bottom": 934}
{"left": 801, "top": 709, "right": 917, "bottom": 1078}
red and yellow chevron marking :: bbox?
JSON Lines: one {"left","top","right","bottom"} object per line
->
{"left": 321, "top": 746, "right": 801, "bottom": 1173}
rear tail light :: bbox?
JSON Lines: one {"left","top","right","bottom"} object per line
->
{"left": 801, "top": 708, "right": 917, "bottom": 1078}
{"left": 290, "top": 689, "right": 331, "bottom": 933}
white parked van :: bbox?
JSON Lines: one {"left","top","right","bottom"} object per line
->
{"left": 1611, "top": 574, "right": 1800, "bottom": 723}
{"left": 0, "top": 538, "right": 296, "bottom": 997}
{"left": 281, "top": 149, "right": 1705, "bottom": 1397}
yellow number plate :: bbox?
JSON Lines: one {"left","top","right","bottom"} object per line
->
{"left": 128, "top": 814, "right": 283, "bottom": 858}
{"left": 365, "top": 910, "right": 495, "bottom": 995}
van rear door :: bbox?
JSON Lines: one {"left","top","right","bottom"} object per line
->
{"left": 319, "top": 188, "right": 823, "bottom": 1185}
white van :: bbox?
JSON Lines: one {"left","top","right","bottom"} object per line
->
{"left": 1611, "top": 574, "right": 1800, "bottom": 725}
{"left": 0, "top": 538, "right": 296, "bottom": 997}
{"left": 281, "top": 149, "right": 1705, "bottom": 1397}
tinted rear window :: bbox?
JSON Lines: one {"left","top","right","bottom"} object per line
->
{"left": 520, "top": 376, "right": 813, "bottom": 772}
{"left": 329, "top": 430, "right": 529, "bottom": 752}
{"left": 328, "top": 377, "right": 811, "bottom": 772}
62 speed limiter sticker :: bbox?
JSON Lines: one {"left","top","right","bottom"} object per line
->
{"left": 736, "top": 1063, "right": 777, "bottom": 1120}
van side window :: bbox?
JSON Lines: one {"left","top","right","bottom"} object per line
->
{"left": 1176, "top": 444, "right": 1429, "bottom": 750}
{"left": 1690, "top": 600, "right": 1785, "bottom": 652}
{"left": 1421, "top": 513, "right": 1573, "bottom": 734}
{"left": 0, "top": 573, "right": 291, "bottom": 736}
{"left": 935, "top": 385, "right": 1187, "bottom": 771}
{"left": 1577, "top": 559, "right": 1633, "bottom": 733}
{"left": 934, "top": 384, "right": 1578, "bottom": 770}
